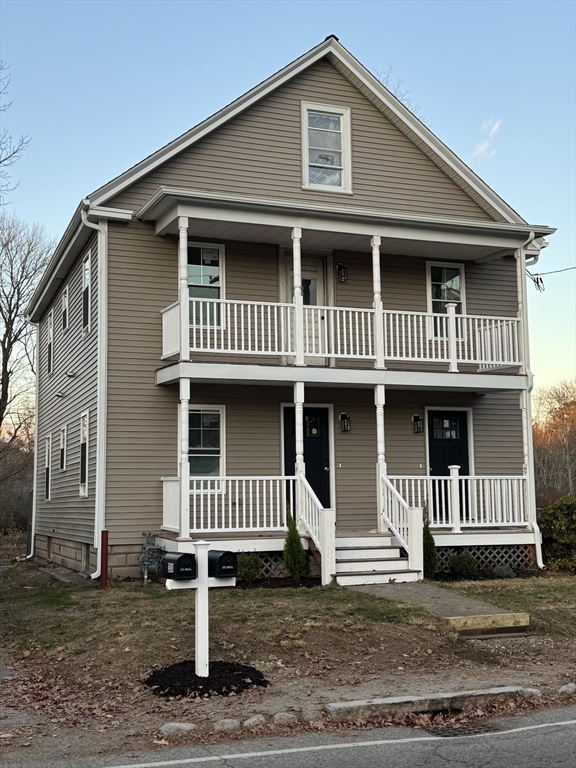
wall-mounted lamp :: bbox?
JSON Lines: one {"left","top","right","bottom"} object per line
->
{"left": 412, "top": 414, "right": 424, "bottom": 434}
{"left": 336, "top": 263, "right": 348, "bottom": 283}
{"left": 339, "top": 412, "right": 351, "bottom": 432}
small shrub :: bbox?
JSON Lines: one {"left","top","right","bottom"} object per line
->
{"left": 447, "top": 551, "right": 478, "bottom": 580}
{"left": 538, "top": 494, "right": 576, "bottom": 571}
{"left": 237, "top": 553, "right": 261, "bottom": 582}
{"left": 422, "top": 513, "right": 437, "bottom": 579}
{"left": 283, "top": 511, "right": 308, "bottom": 582}
{"left": 492, "top": 564, "right": 516, "bottom": 579}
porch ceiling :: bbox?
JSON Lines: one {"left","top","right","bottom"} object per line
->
{"left": 138, "top": 187, "right": 552, "bottom": 262}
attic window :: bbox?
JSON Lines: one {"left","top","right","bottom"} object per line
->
{"left": 302, "top": 102, "right": 351, "bottom": 193}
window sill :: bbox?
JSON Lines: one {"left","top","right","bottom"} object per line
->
{"left": 302, "top": 184, "right": 353, "bottom": 195}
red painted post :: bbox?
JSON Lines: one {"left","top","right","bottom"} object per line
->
{"left": 100, "top": 529, "right": 109, "bottom": 589}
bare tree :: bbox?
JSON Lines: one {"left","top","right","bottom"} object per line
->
{"left": 1, "top": 212, "right": 53, "bottom": 472}
{"left": 533, "top": 380, "right": 576, "bottom": 504}
{"left": 373, "top": 66, "right": 427, "bottom": 124}
{"left": 0, "top": 61, "right": 30, "bottom": 203}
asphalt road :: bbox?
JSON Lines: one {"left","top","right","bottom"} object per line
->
{"left": 4, "top": 706, "right": 575, "bottom": 768}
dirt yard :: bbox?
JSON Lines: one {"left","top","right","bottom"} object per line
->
{"left": 1, "top": 562, "right": 575, "bottom": 764}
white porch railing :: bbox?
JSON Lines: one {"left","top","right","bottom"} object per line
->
{"left": 380, "top": 475, "right": 423, "bottom": 577}
{"left": 189, "top": 298, "right": 294, "bottom": 356}
{"left": 303, "top": 306, "right": 375, "bottom": 358}
{"left": 162, "top": 299, "right": 523, "bottom": 371}
{"left": 388, "top": 471, "right": 529, "bottom": 530}
{"left": 298, "top": 475, "right": 335, "bottom": 585}
{"left": 161, "top": 476, "right": 180, "bottom": 531}
{"left": 161, "top": 302, "right": 180, "bottom": 358}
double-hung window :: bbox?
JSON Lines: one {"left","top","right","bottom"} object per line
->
{"left": 59, "top": 426, "right": 67, "bottom": 471}
{"left": 188, "top": 407, "right": 224, "bottom": 489}
{"left": 302, "top": 102, "right": 351, "bottom": 192}
{"left": 62, "top": 286, "right": 69, "bottom": 331}
{"left": 47, "top": 311, "right": 54, "bottom": 374}
{"left": 427, "top": 262, "right": 465, "bottom": 336}
{"left": 82, "top": 253, "right": 91, "bottom": 333}
{"left": 188, "top": 244, "right": 223, "bottom": 326}
{"left": 45, "top": 436, "right": 52, "bottom": 501}
{"left": 79, "top": 411, "right": 89, "bottom": 497}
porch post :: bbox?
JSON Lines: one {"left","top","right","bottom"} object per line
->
{"left": 371, "top": 236, "right": 386, "bottom": 369}
{"left": 178, "top": 377, "right": 191, "bottom": 540}
{"left": 178, "top": 217, "right": 190, "bottom": 362}
{"left": 292, "top": 228, "right": 305, "bottom": 366}
{"left": 446, "top": 303, "right": 458, "bottom": 372}
{"left": 375, "top": 384, "right": 387, "bottom": 532}
{"left": 294, "top": 381, "right": 305, "bottom": 529}
{"left": 449, "top": 464, "right": 461, "bottom": 533}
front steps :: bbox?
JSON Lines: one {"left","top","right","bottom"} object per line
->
{"left": 334, "top": 534, "right": 420, "bottom": 586}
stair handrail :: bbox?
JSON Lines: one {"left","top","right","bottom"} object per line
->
{"left": 298, "top": 475, "right": 336, "bottom": 586}
{"left": 380, "top": 474, "right": 424, "bottom": 578}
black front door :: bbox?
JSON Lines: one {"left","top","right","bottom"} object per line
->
{"left": 284, "top": 407, "right": 330, "bottom": 508}
{"left": 427, "top": 411, "right": 470, "bottom": 476}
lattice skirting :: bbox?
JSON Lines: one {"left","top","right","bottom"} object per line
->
{"left": 435, "top": 544, "right": 537, "bottom": 573}
{"left": 252, "top": 551, "right": 320, "bottom": 579}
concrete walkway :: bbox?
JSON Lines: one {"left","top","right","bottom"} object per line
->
{"left": 351, "top": 582, "right": 530, "bottom": 633}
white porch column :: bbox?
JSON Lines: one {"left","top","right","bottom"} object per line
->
{"left": 178, "top": 217, "right": 190, "bottom": 362}
{"left": 449, "top": 464, "right": 461, "bottom": 533}
{"left": 292, "top": 227, "right": 305, "bottom": 366}
{"left": 446, "top": 303, "right": 459, "bottom": 373}
{"left": 294, "top": 381, "right": 305, "bottom": 529}
{"left": 375, "top": 384, "right": 387, "bottom": 531}
{"left": 178, "top": 377, "right": 191, "bottom": 540}
{"left": 371, "top": 236, "right": 386, "bottom": 370}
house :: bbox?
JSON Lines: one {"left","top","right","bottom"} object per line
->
{"left": 27, "top": 36, "right": 555, "bottom": 585}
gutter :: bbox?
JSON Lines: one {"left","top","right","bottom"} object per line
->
{"left": 80, "top": 201, "right": 109, "bottom": 581}
{"left": 26, "top": 323, "right": 40, "bottom": 560}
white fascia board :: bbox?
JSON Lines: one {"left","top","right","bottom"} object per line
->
{"left": 87, "top": 205, "right": 134, "bottom": 222}
{"left": 433, "top": 531, "right": 536, "bottom": 547}
{"left": 89, "top": 39, "right": 335, "bottom": 208}
{"left": 145, "top": 187, "right": 554, "bottom": 244}
{"left": 156, "top": 361, "right": 529, "bottom": 391}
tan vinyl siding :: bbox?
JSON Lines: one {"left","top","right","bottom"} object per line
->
{"left": 35, "top": 236, "right": 98, "bottom": 543}
{"left": 108, "top": 60, "right": 493, "bottom": 222}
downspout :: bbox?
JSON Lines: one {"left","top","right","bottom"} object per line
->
{"left": 26, "top": 323, "right": 40, "bottom": 559}
{"left": 516, "top": 231, "right": 544, "bottom": 568}
{"left": 80, "top": 201, "right": 108, "bottom": 581}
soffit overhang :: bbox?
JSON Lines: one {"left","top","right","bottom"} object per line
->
{"left": 139, "top": 186, "right": 555, "bottom": 262}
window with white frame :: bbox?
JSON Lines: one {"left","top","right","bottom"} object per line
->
{"left": 188, "top": 407, "right": 224, "bottom": 488}
{"left": 302, "top": 102, "right": 351, "bottom": 192}
{"left": 59, "top": 426, "right": 67, "bottom": 470}
{"left": 47, "top": 311, "right": 54, "bottom": 374}
{"left": 427, "top": 262, "right": 465, "bottom": 315}
{"left": 79, "top": 412, "right": 89, "bottom": 497}
{"left": 82, "top": 252, "right": 91, "bottom": 333}
{"left": 45, "top": 436, "right": 52, "bottom": 501}
{"left": 188, "top": 244, "right": 223, "bottom": 325}
{"left": 62, "top": 286, "right": 69, "bottom": 331}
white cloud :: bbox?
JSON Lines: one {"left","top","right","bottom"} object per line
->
{"left": 473, "top": 118, "right": 502, "bottom": 157}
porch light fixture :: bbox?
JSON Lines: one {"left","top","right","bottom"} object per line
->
{"left": 339, "top": 412, "right": 351, "bottom": 432}
{"left": 336, "top": 263, "right": 348, "bottom": 282}
{"left": 412, "top": 414, "right": 424, "bottom": 434}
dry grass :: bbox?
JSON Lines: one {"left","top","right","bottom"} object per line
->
{"left": 438, "top": 575, "right": 576, "bottom": 635}
{"left": 0, "top": 531, "right": 27, "bottom": 565}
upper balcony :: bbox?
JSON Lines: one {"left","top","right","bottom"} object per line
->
{"left": 161, "top": 297, "right": 522, "bottom": 373}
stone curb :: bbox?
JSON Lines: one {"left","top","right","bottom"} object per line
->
{"left": 326, "top": 686, "right": 541, "bottom": 722}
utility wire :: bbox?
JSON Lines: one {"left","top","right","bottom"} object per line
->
{"left": 531, "top": 266, "right": 576, "bottom": 276}
{"left": 526, "top": 265, "right": 575, "bottom": 292}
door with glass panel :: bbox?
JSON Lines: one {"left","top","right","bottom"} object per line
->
{"left": 188, "top": 245, "right": 222, "bottom": 344}
{"left": 290, "top": 256, "right": 326, "bottom": 362}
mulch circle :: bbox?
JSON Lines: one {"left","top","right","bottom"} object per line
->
{"left": 144, "top": 660, "right": 270, "bottom": 699}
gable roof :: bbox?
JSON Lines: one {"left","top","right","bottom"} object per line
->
{"left": 89, "top": 36, "right": 524, "bottom": 224}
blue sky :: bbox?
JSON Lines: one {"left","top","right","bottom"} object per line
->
{"left": 2, "top": 0, "right": 575, "bottom": 388}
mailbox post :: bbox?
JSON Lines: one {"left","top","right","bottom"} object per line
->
{"left": 163, "top": 541, "right": 236, "bottom": 677}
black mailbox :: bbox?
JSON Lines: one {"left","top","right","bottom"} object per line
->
{"left": 161, "top": 552, "right": 196, "bottom": 580}
{"left": 208, "top": 550, "right": 237, "bottom": 578}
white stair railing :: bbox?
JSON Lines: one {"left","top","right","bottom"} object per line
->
{"left": 380, "top": 475, "right": 423, "bottom": 578}
{"left": 298, "top": 475, "right": 335, "bottom": 586}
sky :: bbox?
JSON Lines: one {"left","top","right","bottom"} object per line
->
{"left": 1, "top": 0, "right": 575, "bottom": 389}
